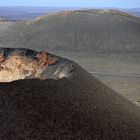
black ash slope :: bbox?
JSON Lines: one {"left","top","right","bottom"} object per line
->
{"left": 0, "top": 66, "right": 139, "bottom": 140}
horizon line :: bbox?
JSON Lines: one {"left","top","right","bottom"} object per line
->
{"left": 0, "top": 6, "right": 139, "bottom": 9}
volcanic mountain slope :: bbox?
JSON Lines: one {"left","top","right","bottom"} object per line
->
{"left": 0, "top": 64, "right": 140, "bottom": 139}
{"left": 1, "top": 9, "right": 140, "bottom": 53}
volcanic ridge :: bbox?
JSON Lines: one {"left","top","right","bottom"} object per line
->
{"left": 0, "top": 48, "right": 139, "bottom": 139}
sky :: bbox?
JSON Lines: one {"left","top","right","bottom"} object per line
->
{"left": 0, "top": 0, "right": 139, "bottom": 8}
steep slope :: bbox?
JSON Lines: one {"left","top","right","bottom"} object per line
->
{"left": 1, "top": 9, "right": 140, "bottom": 53}
{"left": 0, "top": 65, "right": 140, "bottom": 139}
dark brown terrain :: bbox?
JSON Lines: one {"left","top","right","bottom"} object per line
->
{"left": 0, "top": 64, "right": 140, "bottom": 139}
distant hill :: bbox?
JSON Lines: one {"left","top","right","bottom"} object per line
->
{"left": 0, "top": 17, "right": 6, "bottom": 21}
{"left": 122, "top": 8, "right": 140, "bottom": 17}
{"left": 0, "top": 17, "right": 10, "bottom": 22}
{"left": 0, "top": 7, "right": 77, "bottom": 20}
{"left": 0, "top": 65, "right": 140, "bottom": 139}
{"left": 0, "top": 17, "right": 15, "bottom": 22}
{"left": 1, "top": 9, "right": 140, "bottom": 53}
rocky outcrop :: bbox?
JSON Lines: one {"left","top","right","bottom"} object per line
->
{"left": 0, "top": 48, "right": 76, "bottom": 82}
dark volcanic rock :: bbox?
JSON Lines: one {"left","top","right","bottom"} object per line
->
{"left": 0, "top": 66, "right": 139, "bottom": 140}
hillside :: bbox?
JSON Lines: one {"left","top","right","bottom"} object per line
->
{"left": 0, "top": 10, "right": 140, "bottom": 107}
{"left": 1, "top": 9, "right": 140, "bottom": 53}
{"left": 0, "top": 7, "right": 77, "bottom": 20}
{"left": 0, "top": 21, "right": 15, "bottom": 44}
{"left": 0, "top": 65, "right": 140, "bottom": 139}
